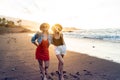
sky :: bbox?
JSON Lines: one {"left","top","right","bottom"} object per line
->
{"left": 0, "top": 0, "right": 120, "bottom": 29}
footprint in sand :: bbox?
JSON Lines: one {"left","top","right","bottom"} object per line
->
{"left": 7, "top": 37, "right": 17, "bottom": 44}
{"left": 50, "top": 71, "right": 81, "bottom": 80}
{"left": 3, "top": 77, "right": 18, "bottom": 80}
{"left": 83, "top": 70, "right": 93, "bottom": 76}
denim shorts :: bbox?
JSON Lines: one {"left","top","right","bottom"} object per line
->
{"left": 54, "top": 45, "right": 67, "bottom": 55}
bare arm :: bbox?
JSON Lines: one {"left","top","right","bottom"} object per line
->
{"left": 33, "top": 42, "right": 38, "bottom": 47}
{"left": 61, "top": 33, "right": 65, "bottom": 45}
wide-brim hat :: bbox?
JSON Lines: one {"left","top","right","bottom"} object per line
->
{"left": 52, "top": 24, "right": 63, "bottom": 32}
{"left": 40, "top": 23, "right": 50, "bottom": 30}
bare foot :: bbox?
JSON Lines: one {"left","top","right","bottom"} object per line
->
{"left": 61, "top": 76, "right": 64, "bottom": 80}
{"left": 59, "top": 74, "right": 64, "bottom": 80}
{"left": 43, "top": 76, "right": 48, "bottom": 80}
{"left": 45, "top": 72, "right": 48, "bottom": 78}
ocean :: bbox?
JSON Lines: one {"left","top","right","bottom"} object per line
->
{"left": 63, "top": 28, "right": 120, "bottom": 43}
{"left": 63, "top": 28, "right": 120, "bottom": 63}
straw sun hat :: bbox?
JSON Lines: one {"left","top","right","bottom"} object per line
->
{"left": 52, "top": 24, "right": 63, "bottom": 32}
{"left": 40, "top": 23, "right": 50, "bottom": 30}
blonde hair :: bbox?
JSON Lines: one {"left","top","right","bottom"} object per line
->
{"left": 52, "top": 24, "right": 63, "bottom": 32}
{"left": 40, "top": 23, "right": 50, "bottom": 31}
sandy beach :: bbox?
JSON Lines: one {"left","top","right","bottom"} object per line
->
{"left": 0, "top": 33, "right": 120, "bottom": 80}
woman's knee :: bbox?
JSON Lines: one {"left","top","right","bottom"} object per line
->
{"left": 38, "top": 60, "right": 43, "bottom": 66}
{"left": 45, "top": 64, "right": 49, "bottom": 69}
{"left": 45, "top": 61, "right": 49, "bottom": 69}
{"left": 59, "top": 60, "right": 64, "bottom": 65}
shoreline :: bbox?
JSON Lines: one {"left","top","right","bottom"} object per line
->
{"left": 0, "top": 33, "right": 120, "bottom": 80}
{"left": 64, "top": 37, "right": 120, "bottom": 64}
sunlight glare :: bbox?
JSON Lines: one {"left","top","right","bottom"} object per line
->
{"left": 0, "top": 0, "right": 120, "bottom": 29}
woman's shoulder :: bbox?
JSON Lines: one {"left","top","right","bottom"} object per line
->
{"left": 36, "top": 31, "right": 42, "bottom": 34}
{"left": 33, "top": 31, "right": 42, "bottom": 38}
{"left": 36, "top": 31, "right": 42, "bottom": 35}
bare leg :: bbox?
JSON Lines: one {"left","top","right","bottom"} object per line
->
{"left": 38, "top": 60, "right": 49, "bottom": 80}
{"left": 58, "top": 55, "right": 64, "bottom": 73}
{"left": 61, "top": 55, "right": 64, "bottom": 80}
{"left": 38, "top": 60, "right": 43, "bottom": 73}
{"left": 38, "top": 60, "right": 44, "bottom": 79}
{"left": 44, "top": 60, "right": 49, "bottom": 78}
{"left": 56, "top": 54, "right": 64, "bottom": 80}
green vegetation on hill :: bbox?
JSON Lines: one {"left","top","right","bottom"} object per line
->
{"left": 0, "top": 17, "right": 22, "bottom": 27}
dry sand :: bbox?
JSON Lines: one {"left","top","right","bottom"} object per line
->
{"left": 0, "top": 33, "right": 120, "bottom": 80}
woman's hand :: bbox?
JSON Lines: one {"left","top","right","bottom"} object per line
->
{"left": 33, "top": 42, "right": 38, "bottom": 47}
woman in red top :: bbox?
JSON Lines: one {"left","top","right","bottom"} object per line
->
{"left": 31, "top": 23, "right": 50, "bottom": 80}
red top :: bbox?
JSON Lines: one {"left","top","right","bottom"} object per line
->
{"left": 35, "top": 39, "right": 49, "bottom": 61}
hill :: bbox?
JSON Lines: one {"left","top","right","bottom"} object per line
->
{"left": 0, "top": 15, "right": 37, "bottom": 34}
{"left": 0, "top": 15, "right": 40, "bottom": 31}
{"left": 62, "top": 27, "right": 80, "bottom": 32}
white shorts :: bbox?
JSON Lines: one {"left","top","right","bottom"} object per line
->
{"left": 54, "top": 45, "right": 67, "bottom": 55}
